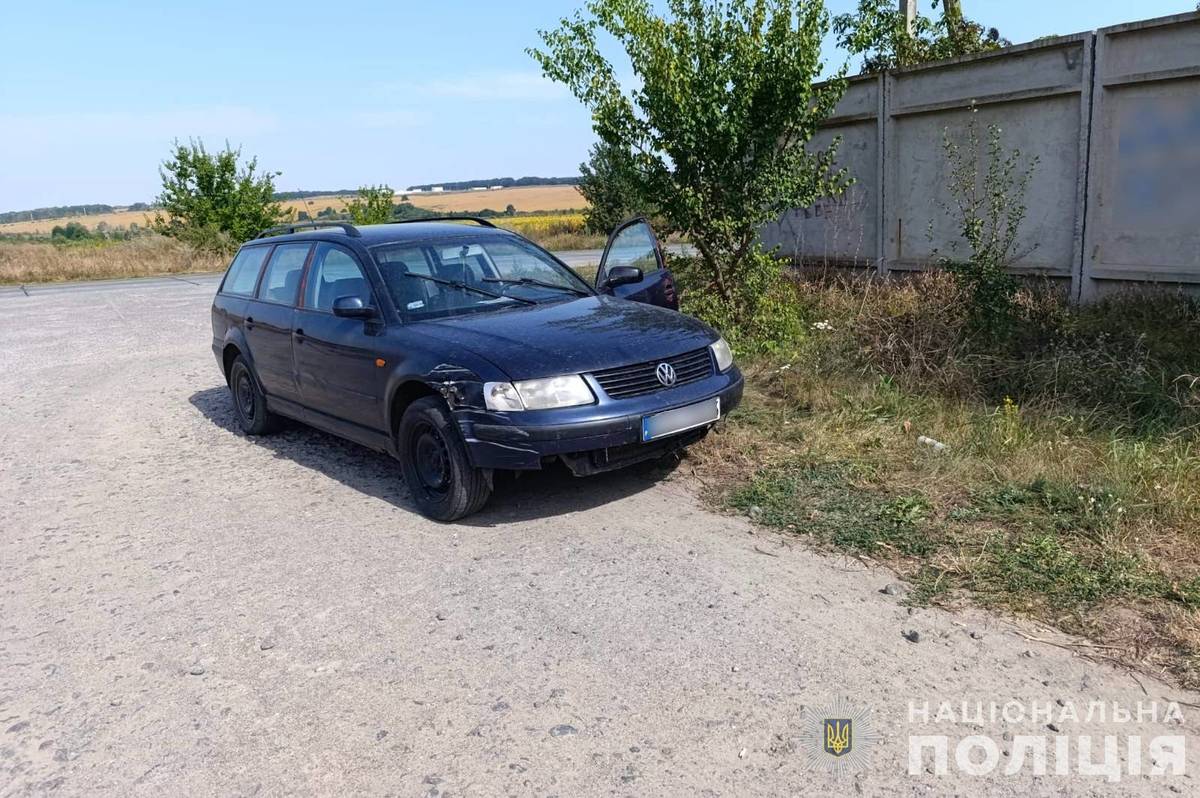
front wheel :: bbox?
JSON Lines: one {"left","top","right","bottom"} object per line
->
{"left": 398, "top": 396, "right": 491, "bottom": 521}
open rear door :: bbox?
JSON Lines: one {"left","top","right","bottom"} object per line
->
{"left": 594, "top": 217, "right": 678, "bottom": 310}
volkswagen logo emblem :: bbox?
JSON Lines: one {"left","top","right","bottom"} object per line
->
{"left": 656, "top": 362, "right": 677, "bottom": 387}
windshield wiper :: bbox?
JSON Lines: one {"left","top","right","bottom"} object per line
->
{"left": 482, "top": 277, "right": 590, "bottom": 297}
{"left": 401, "top": 272, "right": 536, "bottom": 305}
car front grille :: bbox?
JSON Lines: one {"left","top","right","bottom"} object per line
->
{"left": 590, "top": 347, "right": 714, "bottom": 399}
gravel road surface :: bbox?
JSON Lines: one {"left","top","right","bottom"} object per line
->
{"left": 1, "top": 272, "right": 1196, "bottom": 796}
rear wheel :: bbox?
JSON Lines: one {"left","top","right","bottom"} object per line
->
{"left": 398, "top": 396, "right": 491, "bottom": 521}
{"left": 228, "top": 355, "right": 280, "bottom": 435}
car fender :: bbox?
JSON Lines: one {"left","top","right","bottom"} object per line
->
{"left": 382, "top": 362, "right": 491, "bottom": 435}
{"left": 220, "top": 325, "right": 257, "bottom": 382}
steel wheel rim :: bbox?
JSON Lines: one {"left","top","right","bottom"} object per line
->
{"left": 410, "top": 422, "right": 451, "bottom": 496}
{"left": 235, "top": 371, "right": 256, "bottom": 422}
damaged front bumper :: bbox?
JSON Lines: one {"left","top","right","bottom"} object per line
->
{"left": 454, "top": 367, "right": 744, "bottom": 474}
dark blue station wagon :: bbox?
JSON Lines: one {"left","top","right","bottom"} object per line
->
{"left": 211, "top": 216, "right": 743, "bottom": 520}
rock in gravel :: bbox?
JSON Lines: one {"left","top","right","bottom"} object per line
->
{"left": 188, "top": 664, "right": 205, "bottom": 676}
{"left": 881, "top": 583, "right": 908, "bottom": 597}
{"left": 969, "top": 631, "right": 983, "bottom": 640}
{"left": 549, "top": 724, "right": 578, "bottom": 737}
{"left": 435, "top": 611, "right": 448, "bottom": 621}
{"left": 902, "top": 630, "right": 921, "bottom": 643}
{"left": 259, "top": 638, "right": 275, "bottom": 651}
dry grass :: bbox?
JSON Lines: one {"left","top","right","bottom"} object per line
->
{"left": 398, "top": 185, "right": 585, "bottom": 214}
{"left": 0, "top": 185, "right": 587, "bottom": 236}
{"left": 282, "top": 185, "right": 587, "bottom": 219}
{"left": 689, "top": 272, "right": 1200, "bottom": 686}
{"left": 0, "top": 237, "right": 224, "bottom": 284}
{"left": 0, "top": 208, "right": 156, "bottom": 236}
{"left": 0, "top": 210, "right": 599, "bottom": 286}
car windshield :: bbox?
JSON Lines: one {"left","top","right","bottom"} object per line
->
{"left": 372, "top": 234, "right": 592, "bottom": 321}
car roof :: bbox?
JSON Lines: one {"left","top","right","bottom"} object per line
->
{"left": 243, "top": 221, "right": 517, "bottom": 248}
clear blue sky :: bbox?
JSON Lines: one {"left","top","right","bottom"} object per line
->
{"left": 0, "top": 0, "right": 1190, "bottom": 212}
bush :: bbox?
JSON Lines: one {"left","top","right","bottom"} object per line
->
{"left": 344, "top": 185, "right": 395, "bottom": 225}
{"left": 932, "top": 108, "right": 1038, "bottom": 342}
{"left": 673, "top": 248, "right": 805, "bottom": 355}
{"left": 151, "top": 140, "right": 285, "bottom": 254}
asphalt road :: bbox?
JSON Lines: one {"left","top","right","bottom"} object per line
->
{"left": 1, "top": 271, "right": 1197, "bottom": 796}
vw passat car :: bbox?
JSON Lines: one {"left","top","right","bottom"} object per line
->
{"left": 211, "top": 216, "right": 743, "bottom": 520}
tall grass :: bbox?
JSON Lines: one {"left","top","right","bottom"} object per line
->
{"left": 0, "top": 236, "right": 224, "bottom": 284}
{"left": 690, "top": 271, "right": 1200, "bottom": 685}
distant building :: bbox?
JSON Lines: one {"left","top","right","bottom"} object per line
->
{"left": 430, "top": 186, "right": 444, "bottom": 193}
{"left": 489, "top": 185, "right": 504, "bottom": 190}
{"left": 470, "top": 186, "right": 487, "bottom": 191}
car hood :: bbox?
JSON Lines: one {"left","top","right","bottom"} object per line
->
{"left": 406, "top": 295, "right": 717, "bottom": 381}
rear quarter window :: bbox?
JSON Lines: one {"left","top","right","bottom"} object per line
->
{"left": 222, "top": 247, "right": 270, "bottom": 296}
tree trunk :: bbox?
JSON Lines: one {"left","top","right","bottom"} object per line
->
{"left": 693, "top": 238, "right": 734, "bottom": 304}
{"left": 941, "top": 0, "right": 963, "bottom": 26}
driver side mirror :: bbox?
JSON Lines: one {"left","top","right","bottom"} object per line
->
{"left": 332, "top": 295, "right": 376, "bottom": 319}
{"left": 602, "top": 265, "right": 643, "bottom": 289}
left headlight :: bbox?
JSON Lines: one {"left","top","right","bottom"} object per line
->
{"left": 710, "top": 337, "right": 734, "bottom": 372}
{"left": 483, "top": 375, "right": 595, "bottom": 411}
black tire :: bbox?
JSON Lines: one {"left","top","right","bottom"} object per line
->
{"left": 397, "top": 396, "right": 491, "bottom": 521}
{"left": 228, "top": 355, "right": 280, "bottom": 436}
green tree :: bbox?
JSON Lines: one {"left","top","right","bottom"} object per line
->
{"left": 51, "top": 221, "right": 91, "bottom": 241}
{"left": 344, "top": 184, "right": 395, "bottom": 225}
{"left": 833, "top": 0, "right": 1005, "bottom": 73}
{"left": 151, "top": 140, "right": 285, "bottom": 253}
{"left": 531, "top": 0, "right": 846, "bottom": 320}
{"left": 577, "top": 141, "right": 645, "bottom": 235}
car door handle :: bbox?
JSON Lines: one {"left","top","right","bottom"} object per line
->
{"left": 245, "top": 316, "right": 255, "bottom": 329}
{"left": 294, "top": 328, "right": 305, "bottom": 343}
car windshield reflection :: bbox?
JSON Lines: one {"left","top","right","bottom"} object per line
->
{"left": 372, "top": 234, "right": 592, "bottom": 321}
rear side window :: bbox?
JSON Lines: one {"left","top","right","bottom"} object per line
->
{"left": 304, "top": 243, "right": 370, "bottom": 312}
{"left": 222, "top": 247, "right": 269, "bottom": 296}
{"left": 257, "top": 243, "right": 311, "bottom": 305}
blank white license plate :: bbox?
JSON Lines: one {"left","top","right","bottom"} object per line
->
{"left": 642, "top": 397, "right": 721, "bottom": 442}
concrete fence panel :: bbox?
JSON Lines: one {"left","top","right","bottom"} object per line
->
{"left": 760, "top": 74, "right": 882, "bottom": 268}
{"left": 883, "top": 34, "right": 1093, "bottom": 284}
{"left": 1081, "top": 13, "right": 1200, "bottom": 299}
{"left": 767, "top": 11, "right": 1200, "bottom": 301}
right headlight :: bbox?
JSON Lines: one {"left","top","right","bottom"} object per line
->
{"left": 710, "top": 337, "right": 734, "bottom": 372}
{"left": 483, "top": 374, "right": 595, "bottom": 411}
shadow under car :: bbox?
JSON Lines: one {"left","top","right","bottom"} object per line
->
{"left": 188, "top": 385, "right": 682, "bottom": 526}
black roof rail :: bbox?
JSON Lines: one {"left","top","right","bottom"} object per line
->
{"left": 255, "top": 220, "right": 361, "bottom": 239}
{"left": 386, "top": 216, "right": 497, "bottom": 229}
